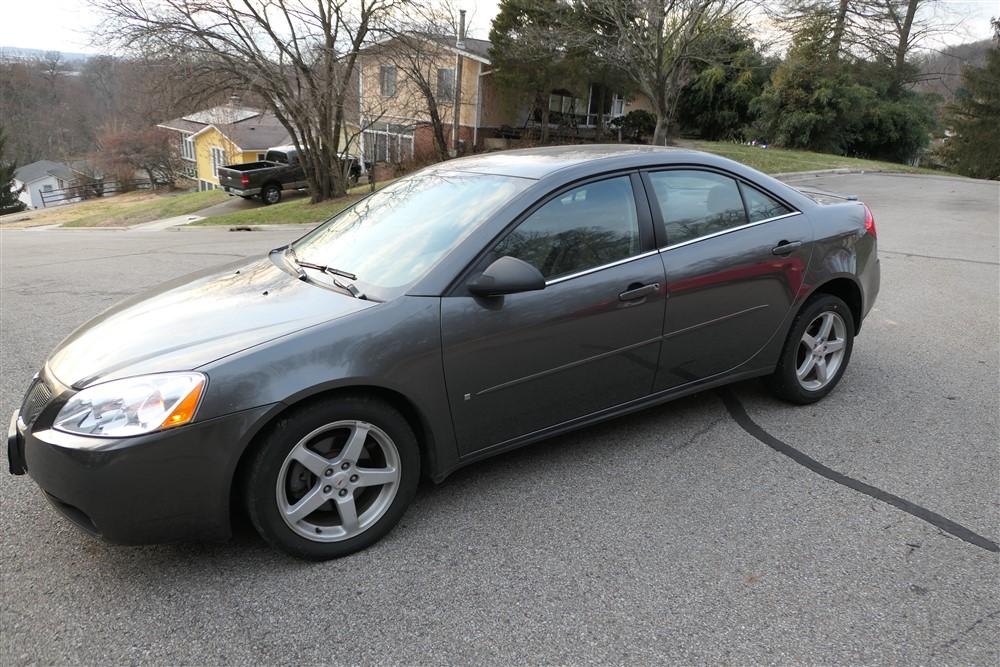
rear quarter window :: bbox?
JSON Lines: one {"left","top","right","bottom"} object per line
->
{"left": 740, "top": 183, "right": 792, "bottom": 222}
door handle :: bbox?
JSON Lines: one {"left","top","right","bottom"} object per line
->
{"left": 619, "top": 283, "right": 660, "bottom": 301}
{"left": 771, "top": 240, "right": 802, "bottom": 255}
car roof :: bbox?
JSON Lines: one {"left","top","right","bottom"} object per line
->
{"left": 424, "top": 144, "right": 818, "bottom": 214}
{"left": 434, "top": 144, "right": 700, "bottom": 180}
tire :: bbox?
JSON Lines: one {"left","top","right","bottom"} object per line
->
{"left": 764, "top": 294, "right": 855, "bottom": 404}
{"left": 244, "top": 395, "right": 420, "bottom": 560}
{"left": 261, "top": 184, "right": 282, "bottom": 205}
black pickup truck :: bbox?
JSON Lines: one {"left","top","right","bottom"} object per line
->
{"left": 218, "top": 146, "right": 364, "bottom": 205}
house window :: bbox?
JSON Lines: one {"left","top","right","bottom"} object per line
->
{"left": 210, "top": 147, "right": 226, "bottom": 177}
{"left": 181, "top": 134, "right": 195, "bottom": 160}
{"left": 436, "top": 68, "right": 455, "bottom": 102}
{"left": 41, "top": 184, "right": 53, "bottom": 192}
{"left": 361, "top": 122, "right": 414, "bottom": 164}
{"left": 611, "top": 95, "right": 625, "bottom": 118}
{"left": 257, "top": 153, "right": 266, "bottom": 161}
{"left": 548, "top": 94, "right": 584, "bottom": 115}
{"left": 380, "top": 65, "right": 397, "bottom": 97}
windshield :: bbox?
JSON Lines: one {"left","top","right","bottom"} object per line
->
{"left": 291, "top": 170, "right": 532, "bottom": 297}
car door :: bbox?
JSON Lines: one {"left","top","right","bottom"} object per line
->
{"left": 441, "top": 174, "right": 666, "bottom": 456}
{"left": 643, "top": 169, "right": 813, "bottom": 390}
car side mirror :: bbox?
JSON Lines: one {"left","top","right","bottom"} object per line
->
{"left": 467, "top": 256, "right": 546, "bottom": 297}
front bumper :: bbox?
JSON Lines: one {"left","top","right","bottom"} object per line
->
{"left": 9, "top": 402, "right": 275, "bottom": 544}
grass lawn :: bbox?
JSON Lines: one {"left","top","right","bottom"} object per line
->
{"left": 690, "top": 140, "right": 942, "bottom": 176}
{"left": 192, "top": 193, "right": 365, "bottom": 227}
{"left": 62, "top": 189, "right": 230, "bottom": 227}
{"left": 192, "top": 180, "right": 395, "bottom": 227}
{"left": 1, "top": 189, "right": 230, "bottom": 228}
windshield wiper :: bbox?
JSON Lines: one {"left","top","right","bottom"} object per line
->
{"left": 294, "top": 259, "right": 357, "bottom": 281}
{"left": 281, "top": 246, "right": 365, "bottom": 299}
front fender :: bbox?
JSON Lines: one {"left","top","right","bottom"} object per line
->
{"left": 196, "top": 295, "right": 460, "bottom": 478}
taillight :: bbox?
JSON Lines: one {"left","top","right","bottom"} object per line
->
{"left": 863, "top": 204, "right": 876, "bottom": 238}
{"left": 241, "top": 174, "right": 250, "bottom": 187}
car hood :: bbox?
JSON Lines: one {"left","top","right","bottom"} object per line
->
{"left": 46, "top": 255, "right": 375, "bottom": 388}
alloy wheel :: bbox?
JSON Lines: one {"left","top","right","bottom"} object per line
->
{"left": 796, "top": 311, "right": 847, "bottom": 391}
{"left": 275, "top": 420, "right": 400, "bottom": 542}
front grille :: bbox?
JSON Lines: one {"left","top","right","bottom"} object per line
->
{"left": 20, "top": 378, "right": 52, "bottom": 425}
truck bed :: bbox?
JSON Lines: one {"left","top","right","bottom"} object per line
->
{"left": 219, "top": 161, "right": 274, "bottom": 173}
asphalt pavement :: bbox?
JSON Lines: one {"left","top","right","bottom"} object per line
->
{"left": 1, "top": 172, "right": 997, "bottom": 665}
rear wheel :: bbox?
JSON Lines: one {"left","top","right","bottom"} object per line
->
{"left": 244, "top": 396, "right": 420, "bottom": 560}
{"left": 765, "top": 294, "right": 855, "bottom": 404}
{"left": 261, "top": 184, "right": 282, "bottom": 205}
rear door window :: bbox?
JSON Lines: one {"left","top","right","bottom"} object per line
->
{"left": 647, "top": 170, "right": 747, "bottom": 246}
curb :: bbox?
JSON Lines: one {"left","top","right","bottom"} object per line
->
{"left": 173, "top": 223, "right": 316, "bottom": 232}
{"left": 774, "top": 168, "right": 891, "bottom": 179}
{"left": 775, "top": 168, "right": 980, "bottom": 183}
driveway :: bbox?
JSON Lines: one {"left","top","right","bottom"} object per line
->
{"left": 1, "top": 173, "right": 997, "bottom": 664}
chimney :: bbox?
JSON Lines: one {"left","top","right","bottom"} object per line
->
{"left": 456, "top": 10, "right": 466, "bottom": 50}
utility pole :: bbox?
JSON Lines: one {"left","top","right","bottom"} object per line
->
{"left": 450, "top": 9, "right": 466, "bottom": 157}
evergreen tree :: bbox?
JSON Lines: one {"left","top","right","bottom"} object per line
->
{"left": 752, "top": 22, "right": 869, "bottom": 154}
{"left": 752, "top": 14, "right": 937, "bottom": 162}
{"left": 0, "top": 127, "right": 25, "bottom": 215}
{"left": 675, "top": 24, "right": 775, "bottom": 140}
{"left": 489, "top": 0, "right": 573, "bottom": 143}
{"left": 941, "top": 21, "right": 1000, "bottom": 180}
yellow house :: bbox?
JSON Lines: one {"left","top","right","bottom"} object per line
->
{"left": 157, "top": 104, "right": 292, "bottom": 191}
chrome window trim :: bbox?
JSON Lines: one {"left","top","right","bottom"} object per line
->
{"left": 659, "top": 211, "right": 803, "bottom": 252}
{"left": 544, "top": 249, "right": 659, "bottom": 286}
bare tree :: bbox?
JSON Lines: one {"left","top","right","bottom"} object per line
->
{"left": 95, "top": 126, "right": 183, "bottom": 186}
{"left": 863, "top": 0, "right": 960, "bottom": 83}
{"left": 583, "top": 0, "right": 754, "bottom": 145}
{"left": 375, "top": 3, "right": 467, "bottom": 162}
{"left": 92, "top": 0, "right": 409, "bottom": 202}
{"left": 0, "top": 54, "right": 98, "bottom": 163}
{"left": 774, "top": 0, "right": 959, "bottom": 78}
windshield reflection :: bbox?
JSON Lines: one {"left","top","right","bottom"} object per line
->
{"left": 292, "top": 170, "right": 532, "bottom": 297}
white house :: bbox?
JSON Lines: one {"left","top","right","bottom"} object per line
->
{"left": 12, "top": 160, "right": 76, "bottom": 209}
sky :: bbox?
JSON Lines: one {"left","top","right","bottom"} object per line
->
{"left": 0, "top": 0, "right": 994, "bottom": 56}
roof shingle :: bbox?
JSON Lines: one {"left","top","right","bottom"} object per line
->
{"left": 13, "top": 160, "right": 74, "bottom": 184}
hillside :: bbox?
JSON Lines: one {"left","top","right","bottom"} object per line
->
{"left": 914, "top": 39, "right": 992, "bottom": 103}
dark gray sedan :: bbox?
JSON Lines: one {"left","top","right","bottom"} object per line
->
{"left": 8, "top": 145, "right": 879, "bottom": 559}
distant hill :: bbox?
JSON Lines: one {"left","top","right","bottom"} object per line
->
{"left": 0, "top": 46, "right": 94, "bottom": 65}
{"left": 914, "top": 39, "right": 992, "bottom": 102}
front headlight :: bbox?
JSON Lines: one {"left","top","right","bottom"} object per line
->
{"left": 53, "top": 373, "right": 206, "bottom": 438}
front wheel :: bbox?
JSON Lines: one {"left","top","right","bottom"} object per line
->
{"left": 244, "top": 396, "right": 420, "bottom": 560}
{"left": 260, "top": 184, "right": 282, "bottom": 205}
{"left": 764, "top": 294, "right": 855, "bottom": 404}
